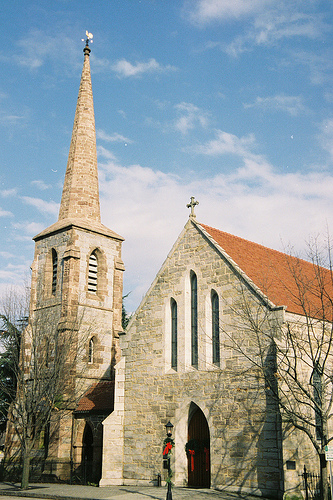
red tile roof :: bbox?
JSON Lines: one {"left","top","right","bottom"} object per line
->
{"left": 199, "top": 223, "right": 333, "bottom": 319}
{"left": 76, "top": 380, "right": 114, "bottom": 413}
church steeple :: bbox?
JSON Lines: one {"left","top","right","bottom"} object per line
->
{"left": 22, "top": 35, "right": 125, "bottom": 482}
{"left": 58, "top": 33, "right": 100, "bottom": 222}
{"left": 34, "top": 33, "right": 122, "bottom": 241}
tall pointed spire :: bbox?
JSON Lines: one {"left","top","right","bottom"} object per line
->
{"left": 58, "top": 33, "right": 100, "bottom": 222}
{"left": 34, "top": 33, "right": 123, "bottom": 242}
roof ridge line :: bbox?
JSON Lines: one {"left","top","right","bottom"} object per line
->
{"left": 194, "top": 220, "right": 283, "bottom": 311}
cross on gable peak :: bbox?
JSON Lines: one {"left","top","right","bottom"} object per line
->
{"left": 187, "top": 196, "right": 199, "bottom": 218}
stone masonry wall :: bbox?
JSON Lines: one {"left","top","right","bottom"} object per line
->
{"left": 102, "top": 221, "right": 285, "bottom": 497}
{"left": 24, "top": 225, "right": 124, "bottom": 469}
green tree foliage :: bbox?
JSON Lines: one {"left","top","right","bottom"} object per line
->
{"left": 0, "top": 292, "right": 28, "bottom": 434}
{"left": 122, "top": 293, "right": 132, "bottom": 330}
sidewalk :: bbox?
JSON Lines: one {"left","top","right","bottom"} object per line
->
{"left": 0, "top": 482, "right": 258, "bottom": 500}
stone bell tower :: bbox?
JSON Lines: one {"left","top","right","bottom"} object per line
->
{"left": 27, "top": 33, "right": 125, "bottom": 482}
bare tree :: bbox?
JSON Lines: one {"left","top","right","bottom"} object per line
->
{"left": 222, "top": 237, "right": 333, "bottom": 500}
{"left": 1, "top": 290, "right": 92, "bottom": 489}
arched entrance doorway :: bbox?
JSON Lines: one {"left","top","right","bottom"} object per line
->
{"left": 82, "top": 423, "right": 93, "bottom": 483}
{"left": 187, "top": 404, "right": 210, "bottom": 488}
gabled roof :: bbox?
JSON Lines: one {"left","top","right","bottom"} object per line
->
{"left": 198, "top": 222, "right": 333, "bottom": 319}
{"left": 76, "top": 380, "right": 114, "bottom": 413}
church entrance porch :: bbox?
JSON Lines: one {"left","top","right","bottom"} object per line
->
{"left": 187, "top": 404, "right": 210, "bottom": 488}
{"left": 71, "top": 417, "right": 104, "bottom": 485}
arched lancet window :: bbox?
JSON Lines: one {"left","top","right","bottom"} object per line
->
{"left": 51, "top": 249, "right": 58, "bottom": 295}
{"left": 88, "top": 337, "right": 95, "bottom": 364}
{"left": 88, "top": 251, "right": 98, "bottom": 293}
{"left": 211, "top": 291, "right": 220, "bottom": 366}
{"left": 171, "top": 298, "right": 178, "bottom": 370}
{"left": 191, "top": 271, "right": 198, "bottom": 368}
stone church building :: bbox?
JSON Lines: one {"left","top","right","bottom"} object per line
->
{"left": 5, "top": 38, "right": 333, "bottom": 497}
{"left": 101, "top": 205, "right": 333, "bottom": 497}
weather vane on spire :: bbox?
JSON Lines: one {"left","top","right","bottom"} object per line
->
{"left": 82, "top": 31, "right": 93, "bottom": 45}
{"left": 82, "top": 31, "right": 93, "bottom": 55}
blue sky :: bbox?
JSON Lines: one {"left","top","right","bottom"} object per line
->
{"left": 1, "top": 0, "right": 333, "bottom": 312}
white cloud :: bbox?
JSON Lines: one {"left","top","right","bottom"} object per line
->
{"left": 190, "top": 3, "right": 330, "bottom": 57}
{"left": 31, "top": 180, "right": 51, "bottom": 190}
{"left": 186, "top": 0, "right": 273, "bottom": 24}
{"left": 20, "top": 196, "right": 59, "bottom": 216}
{"left": 232, "top": 12, "right": 328, "bottom": 57}
{"left": 253, "top": 11, "right": 327, "bottom": 44}
{"left": 97, "top": 146, "right": 118, "bottom": 161}
{"left": 112, "top": 58, "right": 177, "bottom": 78}
{"left": 14, "top": 34, "right": 51, "bottom": 69}
{"left": 0, "top": 251, "right": 14, "bottom": 259}
{"left": 1, "top": 188, "right": 17, "bottom": 198}
{"left": 0, "top": 207, "right": 13, "bottom": 217}
{"left": 0, "top": 113, "right": 27, "bottom": 125}
{"left": 174, "top": 102, "right": 210, "bottom": 134}
{"left": 0, "top": 92, "right": 29, "bottom": 127}
{"left": 98, "top": 148, "right": 333, "bottom": 311}
{"left": 0, "top": 265, "right": 31, "bottom": 285}
{"left": 291, "top": 50, "right": 333, "bottom": 86}
{"left": 244, "top": 94, "right": 307, "bottom": 116}
{"left": 188, "top": 129, "right": 256, "bottom": 156}
{"left": 97, "top": 129, "right": 133, "bottom": 144}
{"left": 14, "top": 29, "right": 80, "bottom": 72}
{"left": 13, "top": 221, "right": 45, "bottom": 237}
{"left": 319, "top": 118, "right": 333, "bottom": 162}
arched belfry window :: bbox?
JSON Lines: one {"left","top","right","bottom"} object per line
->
{"left": 211, "top": 290, "right": 220, "bottom": 366}
{"left": 88, "top": 251, "right": 98, "bottom": 293}
{"left": 191, "top": 271, "right": 198, "bottom": 368}
{"left": 171, "top": 298, "right": 178, "bottom": 370}
{"left": 51, "top": 249, "right": 58, "bottom": 295}
{"left": 88, "top": 337, "right": 95, "bottom": 364}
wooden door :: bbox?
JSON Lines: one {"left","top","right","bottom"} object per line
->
{"left": 187, "top": 406, "right": 210, "bottom": 488}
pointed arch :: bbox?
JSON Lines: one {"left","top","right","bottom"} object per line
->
{"left": 88, "top": 250, "right": 98, "bottom": 293}
{"left": 171, "top": 298, "right": 178, "bottom": 370}
{"left": 187, "top": 402, "right": 210, "bottom": 488}
{"left": 190, "top": 271, "right": 198, "bottom": 368}
{"left": 86, "top": 247, "right": 108, "bottom": 299}
{"left": 88, "top": 336, "right": 95, "bottom": 364}
{"left": 82, "top": 422, "right": 94, "bottom": 482}
{"left": 51, "top": 249, "right": 58, "bottom": 295}
{"left": 211, "top": 290, "right": 220, "bottom": 366}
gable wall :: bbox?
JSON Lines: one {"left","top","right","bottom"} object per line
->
{"left": 115, "top": 223, "right": 284, "bottom": 495}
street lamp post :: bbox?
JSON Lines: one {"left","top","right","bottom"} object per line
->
{"left": 164, "top": 421, "right": 174, "bottom": 500}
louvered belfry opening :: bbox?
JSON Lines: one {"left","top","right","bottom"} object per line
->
{"left": 88, "top": 252, "right": 98, "bottom": 293}
{"left": 52, "top": 249, "right": 58, "bottom": 295}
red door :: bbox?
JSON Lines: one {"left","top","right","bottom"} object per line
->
{"left": 187, "top": 406, "right": 210, "bottom": 488}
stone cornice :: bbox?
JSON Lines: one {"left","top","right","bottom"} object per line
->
{"left": 33, "top": 218, "right": 124, "bottom": 242}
